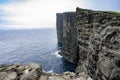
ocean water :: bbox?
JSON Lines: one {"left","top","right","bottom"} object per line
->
{"left": 0, "top": 29, "right": 77, "bottom": 73}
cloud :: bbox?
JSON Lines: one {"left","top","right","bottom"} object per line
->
{"left": 0, "top": 0, "right": 90, "bottom": 29}
{"left": 87, "top": 0, "right": 120, "bottom": 11}
{"left": 1, "top": 0, "right": 119, "bottom": 29}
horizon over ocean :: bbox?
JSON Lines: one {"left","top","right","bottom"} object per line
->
{"left": 0, "top": 28, "right": 77, "bottom": 73}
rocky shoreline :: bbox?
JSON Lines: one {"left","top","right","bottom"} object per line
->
{"left": 0, "top": 62, "right": 92, "bottom": 80}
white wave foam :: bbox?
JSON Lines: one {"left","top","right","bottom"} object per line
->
{"left": 54, "top": 51, "right": 62, "bottom": 58}
{"left": 47, "top": 70, "right": 54, "bottom": 73}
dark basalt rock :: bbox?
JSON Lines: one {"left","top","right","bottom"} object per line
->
{"left": 56, "top": 12, "right": 79, "bottom": 64}
{"left": 56, "top": 8, "right": 120, "bottom": 80}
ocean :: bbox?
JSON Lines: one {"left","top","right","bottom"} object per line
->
{"left": 0, "top": 28, "right": 77, "bottom": 73}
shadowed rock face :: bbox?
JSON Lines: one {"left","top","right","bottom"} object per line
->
{"left": 56, "top": 13, "right": 63, "bottom": 47}
{"left": 56, "top": 8, "right": 120, "bottom": 80}
{"left": 56, "top": 12, "right": 79, "bottom": 64}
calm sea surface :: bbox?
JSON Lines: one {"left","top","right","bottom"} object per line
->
{"left": 0, "top": 29, "right": 77, "bottom": 73}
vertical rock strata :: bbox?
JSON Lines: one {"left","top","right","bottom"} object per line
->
{"left": 76, "top": 8, "right": 120, "bottom": 80}
{"left": 56, "top": 12, "right": 79, "bottom": 63}
{"left": 56, "top": 8, "right": 120, "bottom": 80}
{"left": 56, "top": 13, "right": 63, "bottom": 47}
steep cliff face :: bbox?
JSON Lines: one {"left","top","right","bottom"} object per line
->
{"left": 56, "top": 13, "right": 63, "bottom": 47}
{"left": 76, "top": 8, "right": 120, "bottom": 80}
{"left": 56, "top": 8, "right": 120, "bottom": 80}
{"left": 56, "top": 12, "right": 79, "bottom": 63}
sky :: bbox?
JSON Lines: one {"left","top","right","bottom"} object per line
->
{"left": 0, "top": 0, "right": 120, "bottom": 30}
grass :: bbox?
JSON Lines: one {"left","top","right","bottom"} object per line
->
{"left": 103, "top": 11, "right": 120, "bottom": 15}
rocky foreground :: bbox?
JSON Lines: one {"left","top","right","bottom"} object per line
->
{"left": 0, "top": 62, "right": 92, "bottom": 80}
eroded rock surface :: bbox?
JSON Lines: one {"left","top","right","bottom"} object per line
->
{"left": 76, "top": 8, "right": 120, "bottom": 80}
{"left": 56, "top": 8, "right": 120, "bottom": 80}
{"left": 57, "top": 12, "right": 79, "bottom": 64}
{"left": 0, "top": 63, "right": 92, "bottom": 80}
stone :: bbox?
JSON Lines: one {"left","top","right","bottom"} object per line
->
{"left": 20, "top": 69, "right": 38, "bottom": 80}
{"left": 76, "top": 66, "right": 86, "bottom": 74}
{"left": 4, "top": 72, "right": 17, "bottom": 80}
{"left": 0, "top": 63, "right": 93, "bottom": 80}
{"left": 25, "top": 62, "right": 42, "bottom": 71}
{"left": 110, "top": 68, "right": 120, "bottom": 80}
{"left": 49, "top": 76, "right": 65, "bottom": 80}
{"left": 98, "top": 58, "right": 113, "bottom": 77}
{"left": 56, "top": 7, "right": 120, "bottom": 80}
{"left": 17, "top": 65, "right": 25, "bottom": 73}
{"left": 57, "top": 12, "right": 79, "bottom": 64}
{"left": 77, "top": 72, "right": 93, "bottom": 80}
{"left": 39, "top": 75, "right": 48, "bottom": 80}
{"left": 0, "top": 72, "right": 7, "bottom": 80}
{"left": 63, "top": 71, "right": 76, "bottom": 79}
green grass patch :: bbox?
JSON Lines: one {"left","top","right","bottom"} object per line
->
{"left": 104, "top": 11, "right": 120, "bottom": 15}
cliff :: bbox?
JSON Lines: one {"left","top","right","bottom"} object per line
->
{"left": 56, "top": 8, "right": 120, "bottom": 80}
{"left": 57, "top": 12, "right": 79, "bottom": 63}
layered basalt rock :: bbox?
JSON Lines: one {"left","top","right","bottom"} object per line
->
{"left": 56, "top": 13, "right": 63, "bottom": 47}
{"left": 76, "top": 8, "right": 120, "bottom": 80}
{"left": 56, "top": 8, "right": 120, "bottom": 80}
{"left": 56, "top": 12, "right": 79, "bottom": 63}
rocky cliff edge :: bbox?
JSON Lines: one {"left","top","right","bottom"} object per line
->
{"left": 56, "top": 8, "right": 120, "bottom": 80}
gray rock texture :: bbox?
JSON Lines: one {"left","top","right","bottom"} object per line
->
{"left": 56, "top": 13, "right": 63, "bottom": 47}
{"left": 56, "top": 12, "right": 79, "bottom": 63}
{"left": 0, "top": 63, "right": 92, "bottom": 80}
{"left": 56, "top": 8, "right": 120, "bottom": 80}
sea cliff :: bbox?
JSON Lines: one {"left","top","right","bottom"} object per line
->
{"left": 57, "top": 8, "right": 120, "bottom": 80}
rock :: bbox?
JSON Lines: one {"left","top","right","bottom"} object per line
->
{"left": 0, "top": 72, "right": 7, "bottom": 80}
{"left": 98, "top": 58, "right": 113, "bottom": 77}
{"left": 63, "top": 71, "right": 76, "bottom": 79}
{"left": 49, "top": 76, "right": 65, "bottom": 80}
{"left": 25, "top": 62, "right": 42, "bottom": 71}
{"left": 0, "top": 63, "right": 42, "bottom": 80}
{"left": 56, "top": 7, "right": 120, "bottom": 80}
{"left": 77, "top": 72, "right": 93, "bottom": 80}
{"left": 0, "top": 63, "right": 93, "bottom": 80}
{"left": 17, "top": 65, "right": 25, "bottom": 73}
{"left": 20, "top": 69, "right": 38, "bottom": 80}
{"left": 56, "top": 13, "right": 63, "bottom": 48}
{"left": 0, "top": 67, "right": 6, "bottom": 71}
{"left": 39, "top": 75, "right": 48, "bottom": 80}
{"left": 0, "top": 72, "right": 17, "bottom": 80}
{"left": 4, "top": 72, "right": 17, "bottom": 80}
{"left": 110, "top": 68, "right": 120, "bottom": 80}
{"left": 57, "top": 12, "right": 79, "bottom": 64}
{"left": 63, "top": 71, "right": 76, "bottom": 76}
{"left": 7, "top": 64, "right": 20, "bottom": 70}
{"left": 76, "top": 66, "right": 86, "bottom": 74}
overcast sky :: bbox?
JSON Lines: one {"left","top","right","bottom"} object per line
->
{"left": 0, "top": 0, "right": 120, "bottom": 29}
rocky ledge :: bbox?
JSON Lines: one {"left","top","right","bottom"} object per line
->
{"left": 0, "top": 62, "right": 92, "bottom": 80}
